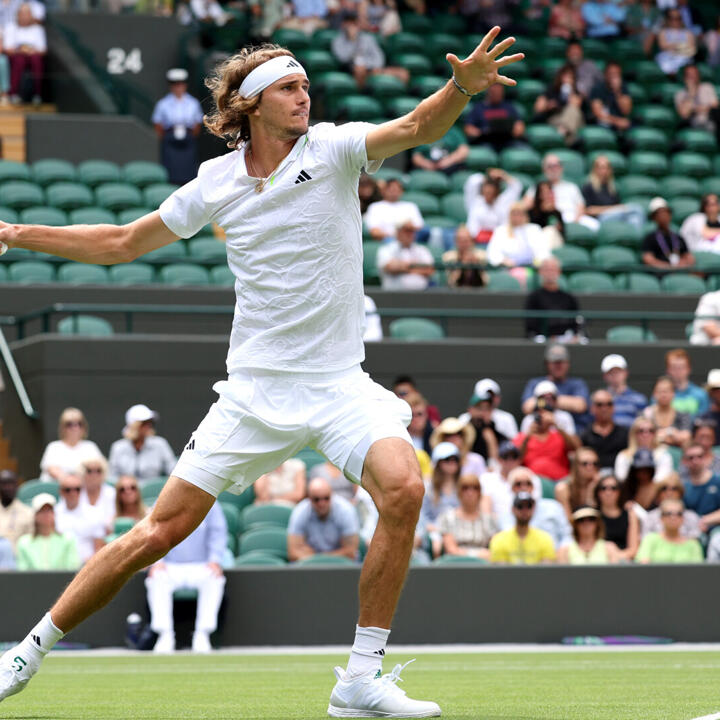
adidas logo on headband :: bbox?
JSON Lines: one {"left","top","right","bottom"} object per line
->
{"left": 287, "top": 60, "right": 300, "bottom": 68}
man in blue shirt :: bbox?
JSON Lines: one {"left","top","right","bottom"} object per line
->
{"left": 665, "top": 349, "right": 709, "bottom": 418}
{"left": 463, "top": 83, "right": 526, "bottom": 152}
{"left": 521, "top": 344, "right": 590, "bottom": 433}
{"left": 682, "top": 443, "right": 720, "bottom": 533}
{"left": 601, "top": 353, "right": 647, "bottom": 427}
{"left": 582, "top": 0, "right": 626, "bottom": 38}
{"left": 700, "top": 369, "right": 720, "bottom": 429}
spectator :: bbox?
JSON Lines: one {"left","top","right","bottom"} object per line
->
{"left": 665, "top": 349, "right": 709, "bottom": 418}
{"left": 679, "top": 420, "right": 720, "bottom": 481}
{"left": 404, "top": 390, "right": 434, "bottom": 455}
{"left": 486, "top": 202, "right": 550, "bottom": 270}
{"left": 601, "top": 353, "right": 648, "bottom": 428}
{"left": 673, "top": 0, "right": 703, "bottom": 36}
{"left": 581, "top": 155, "right": 643, "bottom": 228}
{"left": 624, "top": 0, "right": 661, "bottom": 56}
{"left": 524, "top": 257, "right": 582, "bottom": 342}
{"left": 655, "top": 8, "right": 696, "bottom": 76}
{"left": 519, "top": 380, "right": 576, "bottom": 436}
{"left": 680, "top": 194, "right": 720, "bottom": 255}
{"left": 78, "top": 456, "right": 116, "bottom": 532}
{"left": 357, "top": 0, "right": 401, "bottom": 36}
{"left": 588, "top": 63, "right": 633, "bottom": 136}
{"left": 0, "top": 469, "right": 33, "bottom": 550}
{"left": 376, "top": 216, "right": 434, "bottom": 290}
{"left": 55, "top": 475, "right": 106, "bottom": 564}
{"left": 681, "top": 442, "right": 720, "bottom": 532}
{"left": 411, "top": 126, "right": 469, "bottom": 176}
{"left": 363, "top": 294, "right": 383, "bottom": 341}
{"left": 152, "top": 68, "right": 204, "bottom": 186}
{"left": 555, "top": 446, "right": 601, "bottom": 520}
{"left": 108, "top": 404, "right": 176, "bottom": 484}
{"left": 521, "top": 343, "right": 590, "bottom": 433}
{"left": 189, "top": 0, "right": 231, "bottom": 26}
{"left": 253, "top": 459, "right": 307, "bottom": 507}
{"left": 464, "top": 388, "right": 504, "bottom": 465}
{"left": 114, "top": 476, "right": 148, "bottom": 523}
{"left": 489, "top": 492, "right": 556, "bottom": 564}
{"left": 557, "top": 506, "right": 621, "bottom": 564}
{"left": 635, "top": 499, "right": 703, "bottom": 563}
{"left": 358, "top": 173, "right": 381, "bottom": 215}
{"left": 330, "top": 10, "right": 407, "bottom": 90}
{"left": 564, "top": 41, "right": 603, "bottom": 100}
{"left": 146, "top": 501, "right": 227, "bottom": 653}
{"left": 247, "top": 0, "right": 285, "bottom": 40}
{"left": 644, "top": 474, "right": 701, "bottom": 539}
{"left": 548, "top": 0, "right": 585, "bottom": 40}
{"left": 528, "top": 180, "right": 565, "bottom": 247}
{"left": 39, "top": 407, "right": 102, "bottom": 484}
{"left": 642, "top": 376, "right": 692, "bottom": 448}
{"left": 364, "top": 178, "right": 424, "bottom": 242}
{"left": 675, "top": 64, "right": 719, "bottom": 137}
{"left": 705, "top": 15, "right": 720, "bottom": 68}
{"left": 525, "top": 154, "right": 598, "bottom": 229}
{"left": 533, "top": 65, "right": 585, "bottom": 145}
{"left": 463, "top": 83, "right": 525, "bottom": 152}
{"left": 429, "top": 417, "right": 486, "bottom": 478}
{"left": 16, "top": 493, "right": 80, "bottom": 571}
{"left": 392, "top": 375, "right": 441, "bottom": 427}
{"left": 642, "top": 197, "right": 695, "bottom": 268}
{"left": 287, "top": 477, "right": 359, "bottom": 561}
{"left": 464, "top": 168, "right": 523, "bottom": 243}
{"left": 580, "top": 391, "right": 629, "bottom": 471}
{"left": 622, "top": 449, "right": 661, "bottom": 527}
{"left": 594, "top": 472, "right": 640, "bottom": 560}
{"left": 708, "top": 528, "right": 720, "bottom": 562}
{"left": 283, "top": 0, "right": 328, "bottom": 33}
{"left": 0, "top": 32, "right": 9, "bottom": 105}
{"left": 442, "top": 225, "right": 488, "bottom": 288}
{"left": 689, "top": 288, "right": 720, "bottom": 345}
{"left": 614, "top": 417, "right": 674, "bottom": 483}
{"left": 480, "top": 441, "right": 524, "bottom": 522}
{"left": 309, "top": 461, "right": 354, "bottom": 502}
{"left": 581, "top": 0, "right": 626, "bottom": 38}
{"left": 0, "top": 535, "right": 14, "bottom": 569}
{"left": 461, "top": 378, "right": 519, "bottom": 441}
{"left": 439, "top": 474, "right": 497, "bottom": 560}
{"left": 5, "top": 3, "right": 45, "bottom": 104}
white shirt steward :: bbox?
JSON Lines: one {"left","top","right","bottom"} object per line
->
{"left": 159, "top": 122, "right": 413, "bottom": 498}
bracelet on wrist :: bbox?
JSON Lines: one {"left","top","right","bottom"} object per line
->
{"left": 451, "top": 74, "right": 475, "bottom": 97}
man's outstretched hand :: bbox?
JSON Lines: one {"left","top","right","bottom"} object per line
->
{"left": 446, "top": 26, "right": 524, "bottom": 95}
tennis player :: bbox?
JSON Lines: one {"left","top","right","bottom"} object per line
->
{"left": 0, "top": 28, "right": 522, "bottom": 717}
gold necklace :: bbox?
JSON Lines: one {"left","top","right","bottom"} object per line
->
{"left": 247, "top": 146, "right": 282, "bottom": 194}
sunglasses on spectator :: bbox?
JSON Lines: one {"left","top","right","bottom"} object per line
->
{"left": 661, "top": 510, "right": 683, "bottom": 517}
{"left": 84, "top": 467, "right": 103, "bottom": 474}
{"left": 685, "top": 453, "right": 704, "bottom": 461}
{"left": 515, "top": 502, "right": 534, "bottom": 510}
{"left": 598, "top": 483, "right": 619, "bottom": 491}
{"left": 64, "top": 420, "right": 84, "bottom": 428}
{"left": 659, "top": 485, "right": 682, "bottom": 492}
{"left": 636, "top": 428, "right": 655, "bottom": 434}
{"left": 310, "top": 495, "right": 330, "bottom": 502}
{"left": 61, "top": 486, "right": 82, "bottom": 493}
{"left": 577, "top": 517, "right": 597, "bottom": 524}
{"left": 119, "top": 485, "right": 138, "bottom": 493}
{"left": 593, "top": 401, "right": 613, "bottom": 407}
{"left": 460, "top": 484, "right": 480, "bottom": 492}
{"left": 579, "top": 460, "right": 599, "bottom": 467}
{"left": 512, "top": 480, "right": 533, "bottom": 488}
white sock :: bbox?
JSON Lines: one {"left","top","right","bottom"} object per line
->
{"left": 346, "top": 625, "right": 390, "bottom": 678}
{"left": 18, "top": 612, "right": 65, "bottom": 659}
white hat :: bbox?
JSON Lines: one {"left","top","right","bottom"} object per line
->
{"left": 474, "top": 378, "right": 501, "bottom": 397}
{"left": 534, "top": 380, "right": 558, "bottom": 397}
{"left": 706, "top": 369, "right": 720, "bottom": 390}
{"left": 125, "top": 404, "right": 157, "bottom": 427}
{"left": 166, "top": 68, "right": 188, "bottom": 83}
{"left": 431, "top": 441, "right": 461, "bottom": 464}
{"left": 601, "top": 354, "right": 627, "bottom": 373}
{"left": 395, "top": 214, "right": 421, "bottom": 231}
{"left": 648, "top": 197, "right": 669, "bottom": 216}
{"left": 31, "top": 492, "right": 56, "bottom": 513}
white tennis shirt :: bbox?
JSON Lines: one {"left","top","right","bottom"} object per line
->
{"left": 159, "top": 122, "right": 381, "bottom": 374}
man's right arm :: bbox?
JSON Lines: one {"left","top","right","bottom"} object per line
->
{"left": 0, "top": 211, "right": 179, "bottom": 265}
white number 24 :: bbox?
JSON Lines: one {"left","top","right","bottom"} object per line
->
{"left": 107, "top": 48, "right": 143, "bottom": 75}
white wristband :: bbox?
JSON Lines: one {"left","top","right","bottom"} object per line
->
{"left": 0, "top": 240, "right": 7, "bottom": 256}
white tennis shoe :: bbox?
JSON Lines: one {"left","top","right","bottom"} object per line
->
{"left": 0, "top": 647, "right": 41, "bottom": 703}
{"left": 328, "top": 659, "right": 441, "bottom": 718}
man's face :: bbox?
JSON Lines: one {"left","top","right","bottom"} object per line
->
{"left": 409, "top": 405, "right": 428, "bottom": 433}
{"left": 469, "top": 400, "right": 493, "bottom": 422}
{"left": 510, "top": 475, "right": 534, "bottom": 496}
{"left": 591, "top": 391, "right": 614, "bottom": 423}
{"left": 397, "top": 224, "right": 416, "bottom": 247}
{"left": 710, "top": 387, "right": 720, "bottom": 406}
{"left": 383, "top": 180, "right": 403, "bottom": 202}
{"left": 539, "top": 259, "right": 561, "bottom": 287}
{"left": 309, "top": 486, "right": 332, "bottom": 519}
{"left": 0, "top": 476, "right": 17, "bottom": 505}
{"left": 499, "top": 454, "right": 521, "bottom": 475}
{"left": 543, "top": 157, "right": 564, "bottom": 183}
{"left": 455, "top": 227, "right": 473, "bottom": 252}
{"left": 694, "top": 426, "right": 716, "bottom": 450}
{"left": 513, "top": 499, "right": 535, "bottom": 523}
{"left": 566, "top": 43, "right": 583, "bottom": 65}
{"left": 547, "top": 359, "right": 569, "bottom": 382}
{"left": 653, "top": 207, "right": 672, "bottom": 229}
{"left": 666, "top": 358, "right": 690, "bottom": 385}
{"left": 254, "top": 74, "right": 310, "bottom": 141}
{"left": 604, "top": 366, "right": 627, "bottom": 389}
{"left": 487, "top": 84, "right": 504, "bottom": 105}
{"left": 684, "top": 447, "right": 707, "bottom": 475}
{"left": 35, "top": 505, "right": 55, "bottom": 534}
{"left": 684, "top": 66, "right": 700, "bottom": 86}
{"left": 59, "top": 478, "right": 83, "bottom": 509}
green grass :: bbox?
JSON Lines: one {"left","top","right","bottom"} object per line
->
{"left": 2, "top": 651, "right": 719, "bottom": 719}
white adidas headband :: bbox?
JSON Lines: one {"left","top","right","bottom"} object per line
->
{"left": 238, "top": 56, "right": 307, "bottom": 99}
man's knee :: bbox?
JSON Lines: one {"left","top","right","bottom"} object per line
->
{"left": 131, "top": 518, "right": 186, "bottom": 564}
{"left": 376, "top": 471, "right": 425, "bottom": 526}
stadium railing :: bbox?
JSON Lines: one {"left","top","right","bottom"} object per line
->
{"left": 0, "top": 324, "right": 38, "bottom": 419}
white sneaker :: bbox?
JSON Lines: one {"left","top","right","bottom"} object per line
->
{"left": 328, "top": 659, "right": 441, "bottom": 718}
{"left": 191, "top": 631, "right": 212, "bottom": 653}
{"left": 153, "top": 631, "right": 175, "bottom": 654}
{"left": 0, "top": 647, "right": 41, "bottom": 703}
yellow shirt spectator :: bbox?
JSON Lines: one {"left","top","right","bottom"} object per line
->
{"left": 415, "top": 448, "right": 432, "bottom": 479}
{"left": 489, "top": 526, "right": 556, "bottom": 565}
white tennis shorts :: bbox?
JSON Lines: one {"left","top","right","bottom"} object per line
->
{"left": 172, "top": 365, "right": 413, "bottom": 497}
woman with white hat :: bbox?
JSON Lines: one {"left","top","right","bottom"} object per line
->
{"left": 556, "top": 506, "right": 620, "bottom": 565}
{"left": 429, "top": 417, "right": 486, "bottom": 478}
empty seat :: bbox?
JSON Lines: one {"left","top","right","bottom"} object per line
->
{"left": 626, "top": 126, "right": 669, "bottom": 153}
{"left": 552, "top": 244, "right": 591, "bottom": 268}
{"left": 17, "top": 479, "right": 59, "bottom": 504}
{"left": 406, "top": 170, "right": 450, "bottom": 196}
{"left": 69, "top": 207, "right": 117, "bottom": 225}
{"left": 0, "top": 265, "right": 7, "bottom": 282}
{"left": 296, "top": 48, "right": 338, "bottom": 74}
{"left": 109, "top": 263, "right": 155, "bottom": 285}
{"left": 142, "top": 242, "right": 188, "bottom": 261}
{"left": 621, "top": 272, "right": 662, "bottom": 293}
{"left": 314, "top": 71, "right": 357, "bottom": 97}
{"left": 401, "top": 191, "right": 440, "bottom": 215}
{"left": 669, "top": 197, "right": 699, "bottom": 223}
{"left": 597, "top": 221, "right": 642, "bottom": 248}
{"left": 386, "top": 30, "right": 425, "bottom": 55}
{"left": 270, "top": 27, "right": 309, "bottom": 51}
{"left": 144, "top": 183, "right": 179, "bottom": 208}
{"left": 633, "top": 104, "right": 675, "bottom": 131}
{"left": 631, "top": 60, "right": 666, "bottom": 84}
{"left": 410, "top": 74, "right": 446, "bottom": 97}
{"left": 188, "top": 238, "right": 227, "bottom": 261}
{"left": 8, "top": 260, "right": 55, "bottom": 283}
{"left": 628, "top": 152, "right": 668, "bottom": 178}
{"left": 441, "top": 193, "right": 466, "bottom": 223}
{"left": 466, "top": 145, "right": 498, "bottom": 172}
{"left": 591, "top": 246, "right": 637, "bottom": 269}
{"left": 366, "top": 74, "right": 407, "bottom": 98}
{"left": 32, "top": 159, "right": 77, "bottom": 186}
{"left": 499, "top": 147, "right": 542, "bottom": 176}
{"left": 525, "top": 124, "right": 564, "bottom": 152}
{"left": 567, "top": 271, "right": 615, "bottom": 293}
{"left": 659, "top": 176, "right": 700, "bottom": 199}
{"left": 235, "top": 553, "right": 286, "bottom": 566}
{"left": 564, "top": 222, "right": 598, "bottom": 248}
{"left": 692, "top": 252, "right": 720, "bottom": 271}
{"left": 210, "top": 264, "right": 235, "bottom": 286}
{"left": 676, "top": 128, "right": 717, "bottom": 154}
{"left": 363, "top": 241, "right": 381, "bottom": 284}
{"left": 77, "top": 160, "right": 121, "bottom": 187}
{"left": 617, "top": 175, "right": 660, "bottom": 199}
{"left": 0, "top": 160, "right": 31, "bottom": 183}
{"left": 46, "top": 182, "right": 93, "bottom": 210}
{"left": 159, "top": 263, "right": 211, "bottom": 286}
{"left": 95, "top": 183, "right": 144, "bottom": 211}
{"left": 660, "top": 274, "right": 707, "bottom": 294}
{"left": 672, "top": 152, "right": 712, "bottom": 178}
{"left": 606, "top": 324, "right": 658, "bottom": 342}
{"left": 701, "top": 177, "right": 720, "bottom": 197}
{"left": 0, "top": 181, "right": 44, "bottom": 209}
{"left": 553, "top": 149, "right": 586, "bottom": 181}
{"left": 122, "top": 161, "right": 168, "bottom": 188}
{"left": 117, "top": 207, "right": 153, "bottom": 224}
{"left": 389, "top": 317, "right": 445, "bottom": 340}
{"left": 241, "top": 504, "right": 293, "bottom": 533}
{"left": 0, "top": 206, "right": 18, "bottom": 223}
{"left": 382, "top": 96, "right": 418, "bottom": 118}
{"left": 57, "top": 263, "right": 110, "bottom": 284}
{"left": 20, "top": 206, "right": 68, "bottom": 226}
{"left": 578, "top": 126, "right": 618, "bottom": 152}
{"left": 57, "top": 314, "right": 114, "bottom": 336}
{"left": 389, "top": 53, "right": 432, "bottom": 76}
{"left": 238, "top": 526, "right": 287, "bottom": 559}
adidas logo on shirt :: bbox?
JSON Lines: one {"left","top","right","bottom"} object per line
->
{"left": 294, "top": 170, "right": 312, "bottom": 184}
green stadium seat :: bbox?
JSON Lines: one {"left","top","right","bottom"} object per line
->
{"left": 159, "top": 263, "right": 211, "bottom": 286}
{"left": 631, "top": 60, "right": 666, "bottom": 84}
{"left": 633, "top": 104, "right": 675, "bottom": 131}
{"left": 401, "top": 191, "right": 440, "bottom": 215}
{"left": 293, "top": 446, "right": 326, "bottom": 470}
{"left": 433, "top": 555, "right": 487, "bottom": 565}
{"left": 486, "top": 272, "right": 524, "bottom": 292}
{"left": 295, "top": 49, "right": 337, "bottom": 74}
{"left": 424, "top": 215, "right": 457, "bottom": 229}
{"left": 441, "top": 193, "right": 466, "bottom": 223}
{"left": 406, "top": 170, "right": 450, "bottom": 196}
{"left": 606, "top": 325, "right": 658, "bottom": 342}
{"left": 611, "top": 38, "right": 647, "bottom": 63}
{"left": 553, "top": 149, "right": 586, "bottom": 181}
{"left": 1, "top": 181, "right": 44, "bottom": 209}
{"left": 95, "top": 183, "right": 144, "bottom": 211}
{"left": 366, "top": 74, "right": 406, "bottom": 98}
{"left": 57, "top": 314, "right": 114, "bottom": 336}
{"left": 142, "top": 242, "right": 188, "bottom": 262}
{"left": 591, "top": 246, "right": 637, "bottom": 269}
{"left": 714, "top": 156, "right": 720, "bottom": 176}
{"left": 513, "top": 78, "right": 545, "bottom": 106}
{"left": 17, "top": 479, "right": 59, "bottom": 504}
{"left": 311, "top": 27, "right": 339, "bottom": 50}
{"left": 466, "top": 145, "right": 498, "bottom": 172}
{"left": 399, "top": 12, "right": 432, "bottom": 34}
{"left": 144, "top": 183, "right": 178, "bottom": 208}
{"left": 625, "top": 81, "right": 649, "bottom": 105}
{"left": 500, "top": 147, "right": 542, "bottom": 176}
{"left": 567, "top": 271, "right": 615, "bottom": 293}
{"left": 238, "top": 526, "right": 287, "bottom": 559}
{"left": 363, "top": 241, "right": 381, "bottom": 284}
{"left": 270, "top": 27, "right": 309, "bottom": 51}
{"left": 626, "top": 127, "right": 669, "bottom": 153}
{"left": 109, "top": 263, "right": 155, "bottom": 285}
{"left": 617, "top": 175, "right": 660, "bottom": 200}
{"left": 552, "top": 244, "right": 591, "bottom": 269}
{"left": 676, "top": 128, "right": 717, "bottom": 154}
{"left": 241, "top": 504, "right": 293, "bottom": 533}
{"left": 389, "top": 53, "right": 432, "bottom": 76}
{"left": 32, "top": 159, "right": 76, "bottom": 186}
{"left": 296, "top": 554, "right": 356, "bottom": 566}
{"left": 410, "top": 74, "right": 446, "bottom": 97}
{"left": 564, "top": 223, "right": 598, "bottom": 248}
{"left": 0, "top": 265, "right": 7, "bottom": 282}
{"left": 620, "top": 272, "right": 662, "bottom": 293}
{"left": 113, "top": 517, "right": 136, "bottom": 537}
{"left": 45, "top": 182, "right": 93, "bottom": 210}
{"left": 70, "top": 207, "right": 116, "bottom": 225}
{"left": 650, "top": 81, "right": 683, "bottom": 106}
{"left": 450, "top": 170, "right": 473, "bottom": 193}
{"left": 692, "top": 252, "right": 720, "bottom": 271}
{"left": 235, "top": 553, "right": 286, "bottom": 566}
{"left": 389, "top": 317, "right": 445, "bottom": 340}
{"left": 672, "top": 152, "right": 712, "bottom": 178}
{"left": 701, "top": 177, "right": 720, "bottom": 196}
{"left": 425, "top": 32, "right": 457, "bottom": 57}
{"left": 669, "top": 197, "right": 699, "bottom": 223}
{"left": 210, "top": 265, "right": 235, "bottom": 286}
{"left": 536, "top": 57, "right": 566, "bottom": 81}
{"left": 57, "top": 263, "right": 110, "bottom": 284}
{"left": 0, "top": 160, "right": 30, "bottom": 182}
{"left": 623, "top": 195, "right": 653, "bottom": 213}
{"left": 314, "top": 71, "right": 357, "bottom": 99}
{"left": 218, "top": 486, "right": 254, "bottom": 515}
{"left": 385, "top": 31, "right": 425, "bottom": 54}
{"left": 122, "top": 161, "right": 168, "bottom": 188}
{"left": 332, "top": 94, "right": 384, "bottom": 120}
{"left": 659, "top": 176, "right": 701, "bottom": 199}
{"left": 20, "top": 207, "right": 68, "bottom": 226}
{"left": 188, "top": 238, "right": 227, "bottom": 262}
{"left": 597, "top": 221, "right": 642, "bottom": 248}
{"left": 77, "top": 160, "right": 121, "bottom": 187}
{"left": 383, "top": 95, "right": 418, "bottom": 118}
{"left": 578, "top": 126, "right": 618, "bottom": 152}
{"left": 0, "top": 206, "right": 18, "bottom": 223}
{"left": 219, "top": 502, "right": 241, "bottom": 554}
{"left": 140, "top": 479, "right": 166, "bottom": 501}
{"left": 8, "top": 260, "right": 55, "bottom": 283}
{"left": 660, "top": 274, "right": 707, "bottom": 294}
{"left": 117, "top": 207, "right": 152, "bottom": 224}
{"left": 628, "top": 152, "right": 668, "bottom": 178}
{"left": 525, "top": 124, "right": 564, "bottom": 152}
{"left": 587, "top": 150, "right": 627, "bottom": 177}
{"left": 581, "top": 37, "right": 609, "bottom": 61}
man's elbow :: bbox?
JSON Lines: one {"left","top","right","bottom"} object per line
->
{"left": 114, "top": 226, "right": 139, "bottom": 264}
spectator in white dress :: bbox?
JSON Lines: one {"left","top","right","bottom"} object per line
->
{"left": 464, "top": 168, "right": 522, "bottom": 244}
{"left": 364, "top": 178, "right": 424, "bottom": 242}
{"left": 376, "top": 216, "right": 434, "bottom": 290}
{"left": 54, "top": 476, "right": 106, "bottom": 564}
{"left": 486, "top": 202, "right": 550, "bottom": 269}
{"left": 78, "top": 455, "right": 116, "bottom": 533}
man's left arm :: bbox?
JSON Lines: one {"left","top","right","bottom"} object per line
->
{"left": 366, "top": 27, "right": 523, "bottom": 162}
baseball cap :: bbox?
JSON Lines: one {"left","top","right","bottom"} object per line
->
{"left": 631, "top": 448, "right": 656, "bottom": 470}
{"left": 513, "top": 491, "right": 535, "bottom": 508}
{"left": 0, "top": 469, "right": 18, "bottom": 483}
{"left": 125, "top": 404, "right": 157, "bottom": 427}
{"left": 498, "top": 440, "right": 520, "bottom": 459}
{"left": 469, "top": 388, "right": 494, "bottom": 405}
{"left": 706, "top": 369, "right": 720, "bottom": 390}
{"left": 534, "top": 380, "right": 558, "bottom": 398}
{"left": 474, "top": 378, "right": 501, "bottom": 397}
{"left": 31, "top": 492, "right": 57, "bottom": 513}
{"left": 431, "top": 441, "right": 461, "bottom": 464}
{"left": 544, "top": 344, "right": 569, "bottom": 362}
{"left": 166, "top": 68, "right": 188, "bottom": 83}
{"left": 571, "top": 506, "right": 600, "bottom": 522}
{"left": 648, "top": 197, "right": 669, "bottom": 218}
{"left": 601, "top": 354, "right": 627, "bottom": 373}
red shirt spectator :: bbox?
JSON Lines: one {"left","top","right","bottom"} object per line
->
{"left": 513, "top": 431, "right": 570, "bottom": 480}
